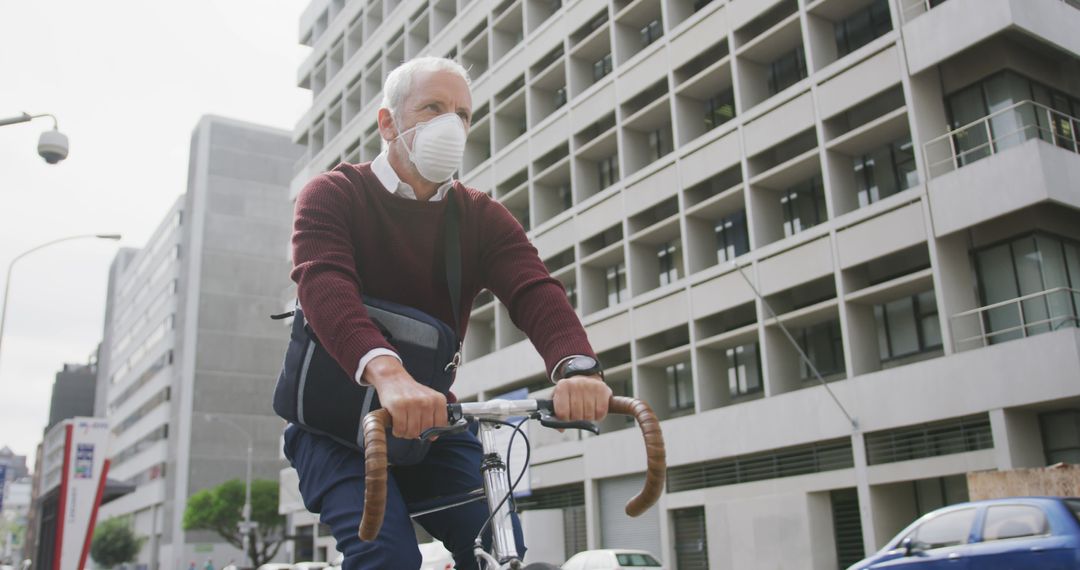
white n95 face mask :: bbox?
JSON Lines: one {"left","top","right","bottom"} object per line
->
{"left": 394, "top": 113, "right": 467, "bottom": 183}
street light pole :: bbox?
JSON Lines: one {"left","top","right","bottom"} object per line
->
{"left": 203, "top": 414, "right": 255, "bottom": 568}
{"left": 0, "top": 233, "right": 122, "bottom": 379}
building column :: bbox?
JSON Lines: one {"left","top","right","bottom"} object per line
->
{"left": 851, "top": 431, "right": 877, "bottom": 556}
{"left": 989, "top": 408, "right": 1046, "bottom": 470}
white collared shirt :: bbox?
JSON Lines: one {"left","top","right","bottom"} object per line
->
{"left": 370, "top": 151, "right": 454, "bottom": 202}
{"left": 354, "top": 152, "right": 454, "bottom": 385}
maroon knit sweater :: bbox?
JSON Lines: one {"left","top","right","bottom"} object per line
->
{"left": 290, "top": 162, "right": 596, "bottom": 384}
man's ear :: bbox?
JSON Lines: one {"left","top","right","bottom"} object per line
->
{"left": 377, "top": 108, "right": 397, "bottom": 141}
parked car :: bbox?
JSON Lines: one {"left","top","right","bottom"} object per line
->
{"left": 419, "top": 540, "right": 455, "bottom": 570}
{"left": 255, "top": 565, "right": 296, "bottom": 570}
{"left": 562, "top": 549, "right": 663, "bottom": 570}
{"left": 293, "top": 563, "right": 331, "bottom": 570}
{"left": 848, "top": 496, "right": 1080, "bottom": 569}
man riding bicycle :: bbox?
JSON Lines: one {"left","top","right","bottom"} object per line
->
{"left": 284, "top": 56, "right": 612, "bottom": 570}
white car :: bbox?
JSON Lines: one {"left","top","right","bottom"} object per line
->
{"left": 255, "top": 565, "right": 296, "bottom": 570}
{"left": 294, "top": 563, "right": 331, "bottom": 570}
{"left": 561, "top": 549, "right": 664, "bottom": 570}
{"left": 419, "top": 540, "right": 455, "bottom": 570}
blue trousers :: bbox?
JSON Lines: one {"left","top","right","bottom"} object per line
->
{"left": 283, "top": 424, "right": 526, "bottom": 569}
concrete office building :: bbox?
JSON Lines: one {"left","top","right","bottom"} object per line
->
{"left": 46, "top": 361, "right": 98, "bottom": 432}
{"left": 283, "top": 0, "right": 1080, "bottom": 567}
{"left": 99, "top": 115, "right": 302, "bottom": 569}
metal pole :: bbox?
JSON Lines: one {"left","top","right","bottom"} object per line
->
{"left": 1018, "top": 299, "right": 1027, "bottom": 338}
{"left": 243, "top": 442, "right": 253, "bottom": 568}
{"left": 0, "top": 233, "right": 121, "bottom": 379}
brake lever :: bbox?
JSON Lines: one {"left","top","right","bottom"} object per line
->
{"left": 419, "top": 418, "right": 470, "bottom": 441}
{"left": 534, "top": 410, "right": 600, "bottom": 435}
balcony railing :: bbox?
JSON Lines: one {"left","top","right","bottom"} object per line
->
{"left": 950, "top": 287, "right": 1080, "bottom": 351}
{"left": 923, "top": 100, "right": 1080, "bottom": 179}
{"left": 903, "top": 0, "right": 1080, "bottom": 23}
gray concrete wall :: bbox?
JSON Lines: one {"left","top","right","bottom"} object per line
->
{"left": 164, "top": 116, "right": 302, "bottom": 567}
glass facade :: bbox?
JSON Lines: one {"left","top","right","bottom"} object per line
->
{"left": 834, "top": 0, "right": 892, "bottom": 58}
{"left": 1040, "top": 410, "right": 1080, "bottom": 464}
{"left": 657, "top": 240, "right": 681, "bottom": 286}
{"left": 796, "top": 319, "right": 846, "bottom": 381}
{"left": 853, "top": 136, "right": 918, "bottom": 207}
{"left": 598, "top": 154, "right": 620, "bottom": 189}
{"left": 593, "top": 52, "right": 613, "bottom": 81}
{"left": 973, "top": 232, "right": 1080, "bottom": 344}
{"left": 781, "top": 176, "right": 827, "bottom": 237}
{"left": 605, "top": 262, "right": 628, "bottom": 308}
{"left": 767, "top": 46, "right": 807, "bottom": 95}
{"left": 946, "top": 71, "right": 1080, "bottom": 167}
{"left": 727, "top": 342, "right": 762, "bottom": 398}
{"left": 704, "top": 89, "right": 736, "bottom": 131}
{"left": 715, "top": 210, "right": 750, "bottom": 262}
{"left": 666, "top": 361, "right": 695, "bottom": 415}
{"left": 640, "top": 18, "right": 663, "bottom": 48}
{"left": 874, "top": 290, "right": 942, "bottom": 363}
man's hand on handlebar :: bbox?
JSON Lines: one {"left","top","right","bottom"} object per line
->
{"left": 363, "top": 355, "right": 448, "bottom": 439}
{"left": 553, "top": 375, "right": 612, "bottom": 423}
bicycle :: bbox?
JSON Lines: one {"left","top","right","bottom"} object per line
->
{"left": 356, "top": 396, "right": 667, "bottom": 569}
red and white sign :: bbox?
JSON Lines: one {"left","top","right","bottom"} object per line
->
{"left": 53, "top": 417, "right": 111, "bottom": 570}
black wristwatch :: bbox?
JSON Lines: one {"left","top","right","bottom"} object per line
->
{"left": 556, "top": 356, "right": 604, "bottom": 380}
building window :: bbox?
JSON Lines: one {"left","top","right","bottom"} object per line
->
{"left": 559, "top": 184, "right": 573, "bottom": 211}
{"left": 704, "top": 89, "right": 736, "bottom": 131}
{"left": 1040, "top": 410, "right": 1080, "bottom": 464}
{"left": 593, "top": 52, "right": 613, "bottom": 82}
{"left": 780, "top": 176, "right": 827, "bottom": 237}
{"left": 554, "top": 86, "right": 568, "bottom": 109}
{"left": 597, "top": 155, "right": 620, "bottom": 189}
{"left": 853, "top": 136, "right": 918, "bottom": 207}
{"left": 657, "top": 240, "right": 681, "bottom": 286}
{"left": 647, "top": 129, "right": 670, "bottom": 160}
{"left": 973, "top": 232, "right": 1080, "bottom": 345}
{"left": 565, "top": 280, "right": 578, "bottom": 309}
{"left": 795, "top": 319, "right": 846, "bottom": 381}
{"left": 726, "top": 342, "right": 762, "bottom": 398}
{"left": 875, "top": 290, "right": 943, "bottom": 362}
{"left": 715, "top": 210, "right": 750, "bottom": 262}
{"left": 672, "top": 507, "right": 708, "bottom": 570}
{"left": 640, "top": 18, "right": 663, "bottom": 48}
{"left": 834, "top": 0, "right": 892, "bottom": 58}
{"left": 605, "top": 262, "right": 627, "bottom": 307}
{"left": 666, "top": 362, "right": 694, "bottom": 414}
{"left": 767, "top": 46, "right": 807, "bottom": 96}
{"left": 913, "top": 475, "right": 970, "bottom": 517}
{"left": 946, "top": 70, "right": 1080, "bottom": 168}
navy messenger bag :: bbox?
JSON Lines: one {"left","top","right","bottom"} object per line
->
{"left": 272, "top": 192, "right": 463, "bottom": 465}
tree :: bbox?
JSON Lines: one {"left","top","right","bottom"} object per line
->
{"left": 90, "top": 517, "right": 143, "bottom": 568}
{"left": 183, "top": 479, "right": 285, "bottom": 567}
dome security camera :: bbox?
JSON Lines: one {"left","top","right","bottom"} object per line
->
{"left": 38, "top": 128, "right": 69, "bottom": 164}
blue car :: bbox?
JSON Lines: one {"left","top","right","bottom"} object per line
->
{"left": 848, "top": 497, "right": 1080, "bottom": 569}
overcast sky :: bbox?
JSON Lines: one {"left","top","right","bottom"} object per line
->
{"left": 0, "top": 1, "right": 311, "bottom": 467}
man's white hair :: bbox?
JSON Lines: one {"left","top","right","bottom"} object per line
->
{"left": 381, "top": 57, "right": 471, "bottom": 117}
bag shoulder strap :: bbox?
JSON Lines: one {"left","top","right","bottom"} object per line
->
{"left": 444, "top": 188, "right": 462, "bottom": 336}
